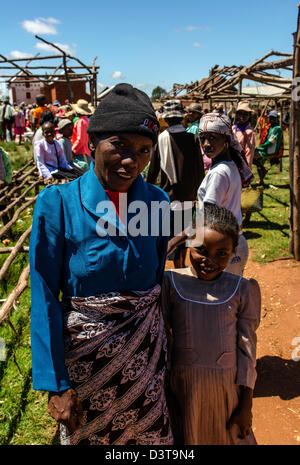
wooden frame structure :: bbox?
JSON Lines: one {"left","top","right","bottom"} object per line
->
{"left": 161, "top": 51, "right": 293, "bottom": 110}
{"left": 0, "top": 35, "right": 99, "bottom": 107}
{"left": 160, "top": 45, "right": 300, "bottom": 261}
{"left": 289, "top": 4, "right": 300, "bottom": 261}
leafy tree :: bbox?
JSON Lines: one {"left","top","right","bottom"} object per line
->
{"left": 151, "top": 86, "right": 167, "bottom": 102}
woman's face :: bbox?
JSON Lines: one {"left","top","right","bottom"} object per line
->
{"left": 199, "top": 132, "right": 226, "bottom": 159}
{"left": 236, "top": 110, "right": 250, "bottom": 126}
{"left": 43, "top": 124, "right": 56, "bottom": 144}
{"left": 92, "top": 133, "right": 153, "bottom": 191}
{"left": 190, "top": 227, "right": 234, "bottom": 281}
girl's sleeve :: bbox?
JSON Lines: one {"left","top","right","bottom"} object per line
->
{"left": 236, "top": 278, "right": 261, "bottom": 389}
{"left": 29, "top": 186, "right": 72, "bottom": 392}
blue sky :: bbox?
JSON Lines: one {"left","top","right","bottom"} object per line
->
{"left": 0, "top": 0, "right": 298, "bottom": 97}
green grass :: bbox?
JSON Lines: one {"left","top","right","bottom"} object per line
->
{"left": 243, "top": 131, "right": 292, "bottom": 263}
{"left": 0, "top": 136, "right": 293, "bottom": 445}
{"left": 0, "top": 142, "right": 58, "bottom": 445}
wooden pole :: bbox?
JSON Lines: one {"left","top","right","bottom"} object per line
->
{"left": 0, "top": 264, "right": 30, "bottom": 324}
{"left": 0, "top": 226, "right": 31, "bottom": 281}
{"left": 290, "top": 5, "right": 300, "bottom": 260}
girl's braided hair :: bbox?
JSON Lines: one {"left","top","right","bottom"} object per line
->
{"left": 203, "top": 203, "right": 240, "bottom": 250}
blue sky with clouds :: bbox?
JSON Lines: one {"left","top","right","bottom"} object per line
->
{"left": 0, "top": 0, "right": 298, "bottom": 97}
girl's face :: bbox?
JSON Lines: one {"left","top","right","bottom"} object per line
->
{"left": 190, "top": 227, "right": 234, "bottom": 281}
{"left": 92, "top": 133, "right": 153, "bottom": 191}
{"left": 199, "top": 132, "right": 226, "bottom": 159}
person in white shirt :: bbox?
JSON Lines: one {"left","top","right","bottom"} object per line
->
{"left": 197, "top": 113, "right": 253, "bottom": 275}
{"left": 35, "top": 122, "right": 75, "bottom": 183}
{"left": 167, "top": 113, "right": 254, "bottom": 276}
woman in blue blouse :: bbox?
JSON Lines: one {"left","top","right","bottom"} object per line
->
{"left": 30, "top": 84, "right": 173, "bottom": 445}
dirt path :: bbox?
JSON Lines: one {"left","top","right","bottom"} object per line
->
{"left": 244, "top": 254, "right": 300, "bottom": 445}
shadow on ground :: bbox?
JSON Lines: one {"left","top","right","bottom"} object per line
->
{"left": 254, "top": 356, "right": 300, "bottom": 400}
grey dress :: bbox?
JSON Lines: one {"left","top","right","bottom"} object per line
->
{"left": 161, "top": 268, "right": 261, "bottom": 445}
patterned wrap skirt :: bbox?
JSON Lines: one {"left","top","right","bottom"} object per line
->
{"left": 60, "top": 284, "right": 174, "bottom": 445}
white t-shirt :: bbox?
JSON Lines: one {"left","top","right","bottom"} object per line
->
{"left": 197, "top": 160, "right": 242, "bottom": 227}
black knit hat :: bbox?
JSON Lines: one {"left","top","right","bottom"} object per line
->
{"left": 87, "top": 83, "right": 159, "bottom": 143}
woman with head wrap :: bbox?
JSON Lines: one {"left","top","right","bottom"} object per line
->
{"left": 197, "top": 113, "right": 253, "bottom": 276}
{"left": 168, "top": 113, "right": 253, "bottom": 277}
{"left": 30, "top": 84, "right": 173, "bottom": 445}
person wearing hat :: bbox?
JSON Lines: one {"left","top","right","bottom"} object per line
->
{"left": 30, "top": 83, "right": 174, "bottom": 445}
{"left": 71, "top": 99, "right": 93, "bottom": 172}
{"left": 147, "top": 100, "right": 205, "bottom": 268}
{"left": 185, "top": 102, "right": 212, "bottom": 171}
{"left": 253, "top": 110, "right": 283, "bottom": 185}
{"left": 185, "top": 103, "right": 203, "bottom": 135}
{"left": 0, "top": 98, "right": 14, "bottom": 142}
{"left": 57, "top": 118, "right": 75, "bottom": 166}
{"left": 232, "top": 102, "right": 256, "bottom": 168}
{"left": 52, "top": 100, "right": 61, "bottom": 116}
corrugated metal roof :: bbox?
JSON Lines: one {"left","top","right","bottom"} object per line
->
{"left": 242, "top": 83, "right": 290, "bottom": 96}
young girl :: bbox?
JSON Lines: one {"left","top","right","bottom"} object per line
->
{"left": 161, "top": 203, "right": 261, "bottom": 445}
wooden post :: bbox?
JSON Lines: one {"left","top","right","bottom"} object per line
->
{"left": 289, "top": 5, "right": 300, "bottom": 260}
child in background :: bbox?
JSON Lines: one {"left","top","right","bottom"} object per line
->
{"left": 161, "top": 203, "right": 261, "bottom": 445}
{"left": 57, "top": 119, "right": 74, "bottom": 165}
{"left": 57, "top": 119, "right": 84, "bottom": 176}
{"left": 35, "top": 122, "right": 75, "bottom": 183}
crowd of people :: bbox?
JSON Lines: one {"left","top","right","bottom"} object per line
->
{"left": 0, "top": 85, "right": 287, "bottom": 445}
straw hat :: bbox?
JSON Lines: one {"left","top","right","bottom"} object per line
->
{"left": 185, "top": 103, "right": 203, "bottom": 114}
{"left": 236, "top": 101, "right": 252, "bottom": 113}
{"left": 161, "top": 100, "right": 186, "bottom": 119}
{"left": 58, "top": 118, "right": 73, "bottom": 131}
{"left": 72, "top": 99, "right": 93, "bottom": 116}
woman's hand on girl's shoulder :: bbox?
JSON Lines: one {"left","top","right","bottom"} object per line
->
{"left": 48, "top": 388, "right": 84, "bottom": 433}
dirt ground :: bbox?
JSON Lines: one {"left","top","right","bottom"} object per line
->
{"left": 166, "top": 253, "right": 300, "bottom": 445}
{"left": 244, "top": 253, "right": 300, "bottom": 445}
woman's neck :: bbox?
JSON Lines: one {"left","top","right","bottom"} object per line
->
{"left": 212, "top": 149, "right": 231, "bottom": 166}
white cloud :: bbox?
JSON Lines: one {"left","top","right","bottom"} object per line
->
{"left": 35, "top": 42, "right": 76, "bottom": 55}
{"left": 135, "top": 83, "right": 147, "bottom": 89}
{"left": 40, "top": 17, "right": 60, "bottom": 24}
{"left": 22, "top": 18, "right": 60, "bottom": 35}
{"left": 193, "top": 42, "right": 203, "bottom": 47}
{"left": 111, "top": 71, "right": 125, "bottom": 80}
{"left": 175, "top": 25, "right": 211, "bottom": 33}
{"left": 10, "top": 50, "right": 33, "bottom": 59}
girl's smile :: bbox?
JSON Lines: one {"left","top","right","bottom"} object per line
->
{"left": 190, "top": 227, "right": 234, "bottom": 281}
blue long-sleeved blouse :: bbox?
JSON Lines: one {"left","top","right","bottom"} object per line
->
{"left": 29, "top": 163, "right": 170, "bottom": 392}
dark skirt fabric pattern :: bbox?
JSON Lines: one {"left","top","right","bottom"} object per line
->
{"left": 60, "top": 285, "right": 173, "bottom": 445}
